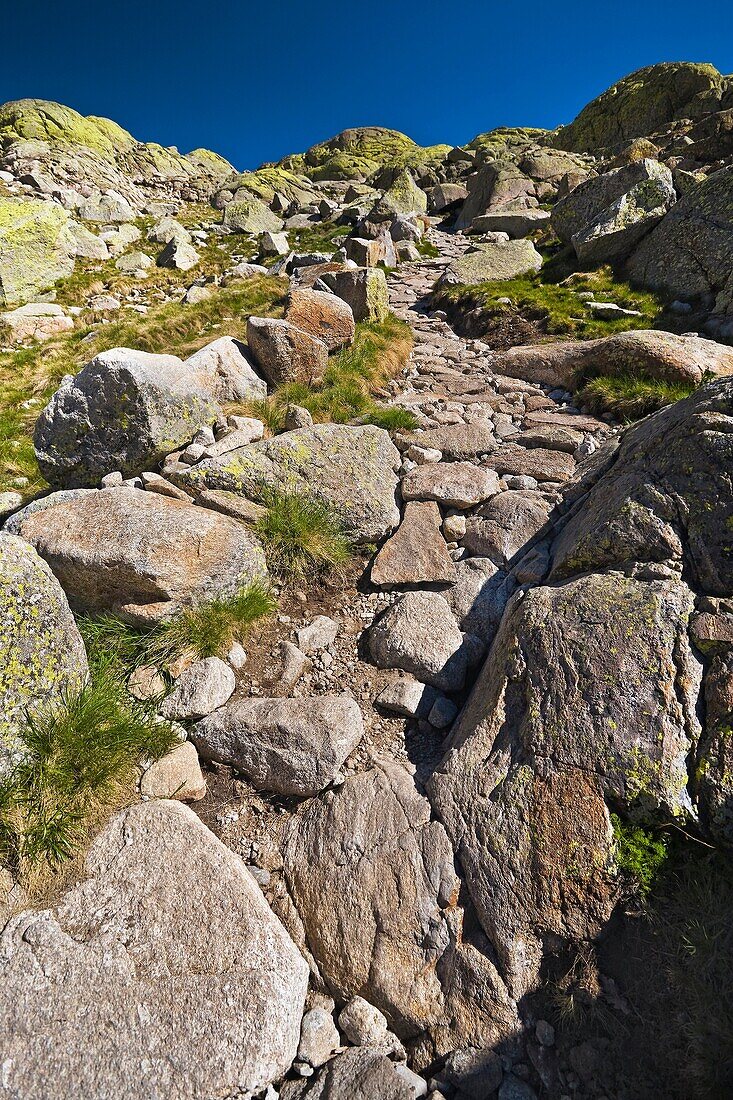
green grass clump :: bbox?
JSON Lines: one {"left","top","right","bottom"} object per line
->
{"left": 362, "top": 405, "right": 419, "bottom": 430}
{"left": 416, "top": 237, "right": 440, "bottom": 259}
{"left": 79, "top": 581, "right": 277, "bottom": 675}
{"left": 236, "top": 315, "right": 413, "bottom": 432}
{"left": 273, "top": 314, "right": 413, "bottom": 424}
{"left": 255, "top": 488, "right": 352, "bottom": 578}
{"left": 145, "top": 582, "right": 277, "bottom": 667}
{"left": 0, "top": 664, "right": 177, "bottom": 883}
{"left": 286, "top": 221, "right": 348, "bottom": 257}
{"left": 611, "top": 813, "right": 670, "bottom": 898}
{"left": 434, "top": 268, "right": 665, "bottom": 341}
{"left": 576, "top": 373, "right": 697, "bottom": 420}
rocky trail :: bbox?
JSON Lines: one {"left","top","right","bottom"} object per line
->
{"left": 2, "top": 60, "right": 733, "bottom": 1100}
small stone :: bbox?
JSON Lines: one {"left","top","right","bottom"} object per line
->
{"left": 535, "top": 1019, "right": 555, "bottom": 1047}
{"left": 0, "top": 491, "right": 23, "bottom": 519}
{"left": 140, "top": 742, "right": 207, "bottom": 802}
{"left": 297, "top": 615, "right": 339, "bottom": 654}
{"left": 159, "top": 657, "right": 236, "bottom": 720}
{"left": 227, "top": 643, "right": 247, "bottom": 670}
{"left": 284, "top": 405, "right": 314, "bottom": 430}
{"left": 277, "top": 641, "right": 310, "bottom": 689}
{"left": 337, "top": 996, "right": 389, "bottom": 1046}
{"left": 406, "top": 445, "right": 442, "bottom": 465}
{"left": 442, "top": 513, "right": 466, "bottom": 541}
{"left": 297, "top": 1007, "right": 340, "bottom": 1068}
{"left": 101, "top": 471, "right": 124, "bottom": 488}
{"left": 128, "top": 665, "right": 166, "bottom": 701}
{"left": 427, "top": 696, "right": 458, "bottom": 729}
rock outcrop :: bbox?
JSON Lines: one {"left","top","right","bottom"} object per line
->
{"left": 15, "top": 487, "right": 268, "bottom": 624}
{"left": 175, "top": 423, "right": 401, "bottom": 542}
{"left": 0, "top": 800, "right": 308, "bottom": 1099}
{"left": 0, "top": 534, "right": 88, "bottom": 771}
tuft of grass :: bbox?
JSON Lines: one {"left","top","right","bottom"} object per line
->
{"left": 576, "top": 372, "right": 697, "bottom": 420}
{"left": 254, "top": 487, "right": 352, "bottom": 578}
{"left": 0, "top": 663, "right": 177, "bottom": 885}
{"left": 286, "top": 221, "right": 348, "bottom": 258}
{"left": 271, "top": 314, "right": 413, "bottom": 425}
{"left": 433, "top": 268, "right": 666, "bottom": 341}
{"left": 416, "top": 237, "right": 440, "bottom": 259}
{"left": 79, "top": 580, "right": 276, "bottom": 675}
{"left": 145, "top": 582, "right": 277, "bottom": 667}
{"left": 362, "top": 405, "right": 419, "bottom": 430}
{"left": 611, "top": 813, "right": 670, "bottom": 898}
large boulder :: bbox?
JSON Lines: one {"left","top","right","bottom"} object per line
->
{"left": 223, "top": 195, "right": 283, "bottom": 234}
{"left": 470, "top": 209, "right": 551, "bottom": 238}
{"left": 0, "top": 198, "right": 76, "bottom": 305}
{"left": 438, "top": 239, "right": 542, "bottom": 287}
{"left": 0, "top": 800, "right": 308, "bottom": 1099}
{"left": 369, "top": 590, "right": 478, "bottom": 692}
{"left": 554, "top": 62, "right": 726, "bottom": 153}
{"left": 0, "top": 535, "right": 88, "bottom": 772}
{"left": 551, "top": 159, "right": 674, "bottom": 246}
{"left": 429, "top": 572, "right": 701, "bottom": 996}
{"left": 317, "top": 268, "right": 389, "bottom": 322}
{"left": 494, "top": 329, "right": 733, "bottom": 390}
{"left": 192, "top": 694, "right": 364, "bottom": 796}
{"left": 550, "top": 378, "right": 733, "bottom": 593}
{"left": 625, "top": 166, "right": 733, "bottom": 315}
{"left": 183, "top": 336, "right": 268, "bottom": 403}
{"left": 283, "top": 761, "right": 459, "bottom": 1036}
{"left": 285, "top": 287, "right": 355, "bottom": 351}
{"left": 571, "top": 171, "right": 676, "bottom": 265}
{"left": 34, "top": 348, "right": 222, "bottom": 488}
{"left": 454, "top": 160, "right": 538, "bottom": 231}
{"left": 16, "top": 487, "right": 268, "bottom": 625}
{"left": 246, "top": 316, "right": 329, "bottom": 387}
{"left": 371, "top": 168, "right": 427, "bottom": 216}
{"left": 174, "top": 423, "right": 401, "bottom": 543}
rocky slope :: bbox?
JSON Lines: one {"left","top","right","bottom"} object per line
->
{"left": 1, "top": 60, "right": 733, "bottom": 1100}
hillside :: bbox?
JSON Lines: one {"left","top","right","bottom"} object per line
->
{"left": 1, "top": 60, "right": 733, "bottom": 1100}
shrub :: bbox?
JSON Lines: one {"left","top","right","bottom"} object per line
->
{"left": 255, "top": 487, "right": 352, "bottom": 578}
{"left": 0, "top": 663, "right": 177, "bottom": 883}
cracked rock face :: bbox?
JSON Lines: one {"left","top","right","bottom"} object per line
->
{"left": 283, "top": 760, "right": 460, "bottom": 1037}
{"left": 429, "top": 572, "right": 701, "bottom": 996}
{"left": 551, "top": 378, "right": 733, "bottom": 593}
{"left": 0, "top": 800, "right": 309, "bottom": 1100}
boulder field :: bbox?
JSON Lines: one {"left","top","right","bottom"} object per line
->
{"left": 2, "top": 60, "right": 733, "bottom": 1100}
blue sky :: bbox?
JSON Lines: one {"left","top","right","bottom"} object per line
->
{"left": 4, "top": 1, "right": 733, "bottom": 171}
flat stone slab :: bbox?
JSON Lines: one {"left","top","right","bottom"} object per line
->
{"left": 371, "top": 501, "right": 456, "bottom": 588}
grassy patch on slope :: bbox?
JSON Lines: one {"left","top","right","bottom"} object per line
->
{"left": 433, "top": 267, "right": 666, "bottom": 341}
{"left": 576, "top": 373, "right": 697, "bottom": 420}
{"left": 240, "top": 313, "right": 416, "bottom": 430}
{"left": 0, "top": 274, "right": 287, "bottom": 494}
{"left": 0, "top": 664, "right": 177, "bottom": 887}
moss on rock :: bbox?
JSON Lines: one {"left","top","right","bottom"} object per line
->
{"left": 0, "top": 198, "right": 76, "bottom": 306}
